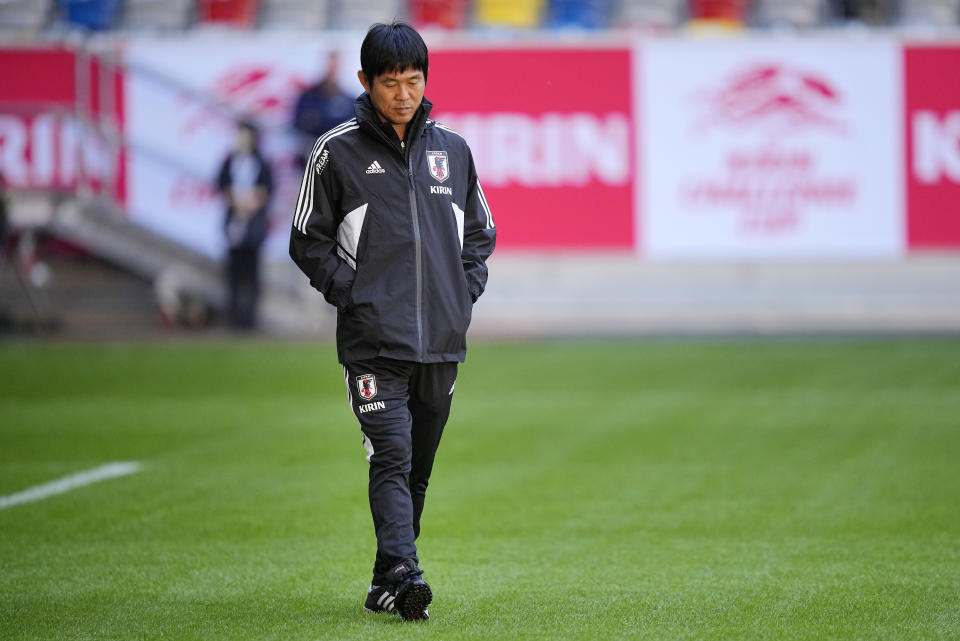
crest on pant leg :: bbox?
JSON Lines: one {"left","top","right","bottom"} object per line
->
{"left": 356, "top": 374, "right": 378, "bottom": 400}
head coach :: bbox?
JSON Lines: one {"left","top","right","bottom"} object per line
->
{"left": 289, "top": 22, "right": 497, "bottom": 621}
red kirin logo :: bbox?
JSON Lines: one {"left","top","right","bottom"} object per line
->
{"left": 178, "top": 65, "right": 307, "bottom": 137}
{"left": 694, "top": 63, "right": 845, "bottom": 135}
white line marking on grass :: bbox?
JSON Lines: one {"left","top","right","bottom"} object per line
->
{"left": 0, "top": 461, "right": 142, "bottom": 510}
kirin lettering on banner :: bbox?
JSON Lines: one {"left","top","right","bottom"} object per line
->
{"left": 904, "top": 47, "right": 960, "bottom": 248}
{"left": 684, "top": 63, "right": 856, "bottom": 234}
{"left": 912, "top": 110, "right": 960, "bottom": 185}
{"left": 0, "top": 113, "right": 114, "bottom": 191}
{"left": 435, "top": 112, "right": 630, "bottom": 189}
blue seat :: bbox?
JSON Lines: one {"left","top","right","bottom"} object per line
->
{"left": 58, "top": 0, "right": 122, "bottom": 30}
{"left": 547, "top": 0, "right": 613, "bottom": 28}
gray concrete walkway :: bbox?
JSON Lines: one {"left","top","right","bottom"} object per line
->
{"left": 464, "top": 253, "right": 960, "bottom": 336}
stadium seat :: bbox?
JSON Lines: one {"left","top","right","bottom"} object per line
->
{"left": 57, "top": 0, "right": 122, "bottom": 30}
{"left": 197, "top": 0, "right": 259, "bottom": 27}
{"left": 900, "top": 0, "right": 960, "bottom": 26}
{"left": 688, "top": 0, "right": 749, "bottom": 25}
{"left": 828, "top": 0, "right": 893, "bottom": 24}
{"left": 409, "top": 0, "right": 467, "bottom": 29}
{"left": 0, "top": 0, "right": 53, "bottom": 31}
{"left": 753, "top": 0, "right": 825, "bottom": 27}
{"left": 611, "top": 0, "right": 686, "bottom": 29}
{"left": 546, "top": 0, "right": 613, "bottom": 28}
{"left": 329, "top": 0, "right": 407, "bottom": 29}
{"left": 121, "top": 0, "right": 194, "bottom": 30}
{"left": 474, "top": 0, "right": 545, "bottom": 28}
{"left": 260, "top": 0, "right": 330, "bottom": 29}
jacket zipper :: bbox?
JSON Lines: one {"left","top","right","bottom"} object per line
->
{"left": 403, "top": 140, "right": 425, "bottom": 360}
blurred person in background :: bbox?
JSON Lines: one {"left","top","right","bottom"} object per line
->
{"left": 289, "top": 22, "right": 496, "bottom": 622}
{"left": 0, "top": 173, "right": 10, "bottom": 329}
{"left": 216, "top": 120, "right": 273, "bottom": 330}
{"left": 0, "top": 173, "right": 7, "bottom": 250}
{"left": 292, "top": 51, "right": 355, "bottom": 166}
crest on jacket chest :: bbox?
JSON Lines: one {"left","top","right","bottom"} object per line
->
{"left": 426, "top": 151, "right": 450, "bottom": 183}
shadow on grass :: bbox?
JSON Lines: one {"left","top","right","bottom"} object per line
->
{"left": 280, "top": 594, "right": 421, "bottom": 629}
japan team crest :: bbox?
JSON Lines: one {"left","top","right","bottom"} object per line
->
{"left": 426, "top": 150, "right": 450, "bottom": 183}
{"left": 356, "top": 374, "right": 378, "bottom": 400}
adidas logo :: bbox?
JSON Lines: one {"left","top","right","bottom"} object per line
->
{"left": 366, "top": 160, "right": 386, "bottom": 174}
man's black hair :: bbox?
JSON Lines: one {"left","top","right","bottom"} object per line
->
{"left": 360, "top": 22, "right": 428, "bottom": 83}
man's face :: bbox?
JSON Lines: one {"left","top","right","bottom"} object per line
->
{"left": 359, "top": 67, "right": 425, "bottom": 128}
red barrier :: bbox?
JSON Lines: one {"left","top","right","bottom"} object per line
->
{"left": 905, "top": 46, "right": 960, "bottom": 249}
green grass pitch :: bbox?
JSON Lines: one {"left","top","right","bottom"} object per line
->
{"left": 1, "top": 339, "right": 958, "bottom": 640}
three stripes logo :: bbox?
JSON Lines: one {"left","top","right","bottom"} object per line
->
{"left": 366, "top": 160, "right": 386, "bottom": 174}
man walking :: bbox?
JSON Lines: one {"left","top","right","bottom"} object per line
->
{"left": 289, "top": 22, "right": 496, "bottom": 621}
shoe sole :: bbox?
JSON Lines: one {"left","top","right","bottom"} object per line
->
{"left": 396, "top": 582, "right": 432, "bottom": 621}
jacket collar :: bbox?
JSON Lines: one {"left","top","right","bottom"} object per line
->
{"left": 354, "top": 93, "right": 434, "bottom": 149}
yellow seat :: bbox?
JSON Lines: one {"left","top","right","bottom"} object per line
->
{"left": 474, "top": 0, "right": 545, "bottom": 28}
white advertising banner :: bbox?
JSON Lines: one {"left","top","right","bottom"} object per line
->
{"left": 124, "top": 35, "right": 362, "bottom": 259}
{"left": 638, "top": 39, "right": 903, "bottom": 259}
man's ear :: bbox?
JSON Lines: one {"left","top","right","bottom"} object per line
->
{"left": 357, "top": 70, "right": 370, "bottom": 93}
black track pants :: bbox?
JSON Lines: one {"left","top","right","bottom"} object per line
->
{"left": 226, "top": 246, "right": 259, "bottom": 329}
{"left": 342, "top": 357, "right": 458, "bottom": 583}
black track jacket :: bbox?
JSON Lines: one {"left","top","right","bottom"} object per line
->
{"left": 290, "top": 94, "right": 496, "bottom": 364}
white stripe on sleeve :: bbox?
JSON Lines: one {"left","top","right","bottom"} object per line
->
{"left": 293, "top": 120, "right": 359, "bottom": 233}
{"left": 477, "top": 181, "right": 494, "bottom": 230}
